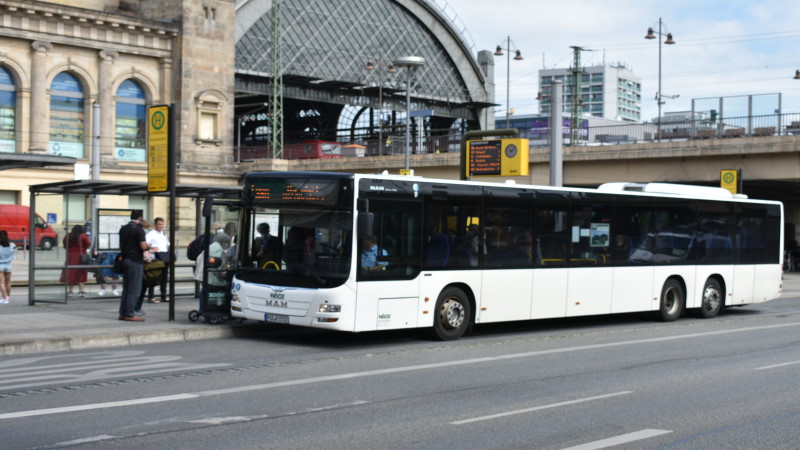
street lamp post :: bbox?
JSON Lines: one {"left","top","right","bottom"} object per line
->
{"left": 645, "top": 18, "right": 675, "bottom": 142}
{"left": 365, "top": 56, "right": 396, "bottom": 155}
{"left": 494, "top": 36, "right": 523, "bottom": 129}
{"left": 393, "top": 56, "right": 425, "bottom": 172}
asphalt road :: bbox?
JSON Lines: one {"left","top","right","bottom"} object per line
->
{"left": 1, "top": 294, "right": 800, "bottom": 449}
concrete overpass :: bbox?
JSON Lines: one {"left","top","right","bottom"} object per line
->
{"left": 240, "top": 134, "right": 800, "bottom": 243}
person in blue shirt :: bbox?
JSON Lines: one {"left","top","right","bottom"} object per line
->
{"left": 0, "top": 230, "right": 17, "bottom": 304}
{"left": 361, "top": 235, "right": 388, "bottom": 272}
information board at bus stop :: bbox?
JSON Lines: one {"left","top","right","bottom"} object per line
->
{"left": 467, "top": 138, "right": 529, "bottom": 177}
{"left": 147, "top": 105, "right": 170, "bottom": 192}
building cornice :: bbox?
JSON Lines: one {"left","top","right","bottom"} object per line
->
{"left": 0, "top": 0, "right": 180, "bottom": 57}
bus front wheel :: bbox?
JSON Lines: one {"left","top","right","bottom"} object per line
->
{"left": 699, "top": 278, "right": 723, "bottom": 319}
{"left": 659, "top": 279, "right": 684, "bottom": 322}
{"left": 433, "top": 287, "right": 471, "bottom": 340}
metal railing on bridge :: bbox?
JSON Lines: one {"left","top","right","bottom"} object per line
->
{"left": 235, "top": 112, "right": 800, "bottom": 162}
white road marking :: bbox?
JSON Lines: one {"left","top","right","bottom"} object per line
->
{"left": 755, "top": 360, "right": 800, "bottom": 370}
{"left": 450, "top": 391, "right": 632, "bottom": 425}
{"left": 561, "top": 429, "right": 673, "bottom": 450}
{"left": 50, "top": 435, "right": 121, "bottom": 447}
{"left": 0, "top": 394, "right": 197, "bottom": 420}
{"left": 2, "top": 321, "right": 798, "bottom": 421}
{"left": 0, "top": 351, "right": 228, "bottom": 390}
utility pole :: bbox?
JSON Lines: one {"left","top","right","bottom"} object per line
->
{"left": 270, "top": 0, "right": 284, "bottom": 159}
{"left": 569, "top": 46, "right": 585, "bottom": 146}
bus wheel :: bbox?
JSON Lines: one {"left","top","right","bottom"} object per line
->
{"left": 659, "top": 279, "right": 684, "bottom": 322}
{"left": 699, "top": 279, "right": 723, "bottom": 319}
{"left": 433, "top": 287, "right": 471, "bottom": 340}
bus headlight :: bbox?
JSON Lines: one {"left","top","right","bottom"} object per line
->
{"left": 319, "top": 304, "right": 341, "bottom": 313}
{"left": 231, "top": 293, "right": 240, "bottom": 303}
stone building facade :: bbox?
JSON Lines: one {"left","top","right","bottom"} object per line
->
{"left": 0, "top": 0, "right": 238, "bottom": 233}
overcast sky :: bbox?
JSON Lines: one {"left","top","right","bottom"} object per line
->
{"left": 438, "top": 0, "right": 800, "bottom": 121}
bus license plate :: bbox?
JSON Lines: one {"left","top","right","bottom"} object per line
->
{"left": 265, "top": 313, "right": 289, "bottom": 324}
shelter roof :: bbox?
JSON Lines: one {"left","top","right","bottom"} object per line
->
{"left": 29, "top": 179, "right": 242, "bottom": 199}
{"left": 1, "top": 153, "right": 76, "bottom": 170}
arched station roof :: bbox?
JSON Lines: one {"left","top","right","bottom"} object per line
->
{"left": 234, "top": 0, "right": 492, "bottom": 121}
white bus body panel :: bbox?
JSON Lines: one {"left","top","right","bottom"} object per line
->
{"left": 232, "top": 279, "right": 320, "bottom": 328}
{"left": 731, "top": 265, "right": 755, "bottom": 305}
{"left": 479, "top": 269, "right": 533, "bottom": 322}
{"left": 611, "top": 266, "right": 655, "bottom": 313}
{"left": 566, "top": 267, "right": 613, "bottom": 316}
{"left": 531, "top": 269, "right": 568, "bottom": 319}
{"left": 753, "top": 265, "right": 782, "bottom": 302}
{"left": 355, "top": 278, "right": 419, "bottom": 331}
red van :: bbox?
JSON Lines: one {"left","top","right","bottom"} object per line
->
{"left": 0, "top": 205, "right": 58, "bottom": 250}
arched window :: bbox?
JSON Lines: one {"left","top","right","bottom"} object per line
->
{"left": 0, "top": 66, "right": 16, "bottom": 153}
{"left": 49, "top": 72, "right": 84, "bottom": 158}
{"left": 114, "top": 79, "right": 147, "bottom": 162}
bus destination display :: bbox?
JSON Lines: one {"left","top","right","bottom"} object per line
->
{"left": 246, "top": 178, "right": 339, "bottom": 205}
{"left": 468, "top": 140, "right": 501, "bottom": 176}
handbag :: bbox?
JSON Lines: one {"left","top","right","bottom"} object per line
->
{"left": 113, "top": 254, "right": 124, "bottom": 274}
{"left": 156, "top": 251, "right": 171, "bottom": 264}
{"left": 80, "top": 253, "right": 93, "bottom": 265}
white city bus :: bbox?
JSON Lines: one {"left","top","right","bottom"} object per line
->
{"left": 228, "top": 172, "right": 783, "bottom": 340}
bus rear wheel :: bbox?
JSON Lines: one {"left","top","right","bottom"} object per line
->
{"left": 659, "top": 279, "right": 684, "bottom": 322}
{"left": 433, "top": 287, "right": 471, "bottom": 340}
{"left": 699, "top": 278, "right": 723, "bottom": 319}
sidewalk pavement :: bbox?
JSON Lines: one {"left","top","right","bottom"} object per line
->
{"left": 0, "top": 289, "right": 265, "bottom": 356}
{"left": 2, "top": 273, "right": 798, "bottom": 357}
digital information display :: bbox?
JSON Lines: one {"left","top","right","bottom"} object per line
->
{"left": 245, "top": 178, "right": 341, "bottom": 205}
{"left": 467, "top": 138, "right": 529, "bottom": 177}
{"left": 468, "top": 140, "right": 502, "bottom": 176}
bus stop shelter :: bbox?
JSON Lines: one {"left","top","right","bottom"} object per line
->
{"left": 27, "top": 179, "right": 242, "bottom": 306}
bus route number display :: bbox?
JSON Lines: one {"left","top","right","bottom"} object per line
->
{"left": 468, "top": 140, "right": 502, "bottom": 176}
{"left": 246, "top": 179, "right": 339, "bottom": 205}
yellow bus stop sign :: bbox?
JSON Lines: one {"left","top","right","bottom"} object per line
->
{"left": 147, "top": 105, "right": 169, "bottom": 192}
{"left": 720, "top": 169, "right": 739, "bottom": 195}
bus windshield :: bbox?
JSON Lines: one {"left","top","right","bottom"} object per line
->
{"left": 236, "top": 174, "right": 354, "bottom": 289}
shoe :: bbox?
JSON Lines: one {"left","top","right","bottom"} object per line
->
{"left": 98, "top": 289, "right": 106, "bottom": 296}
{"left": 148, "top": 298, "right": 160, "bottom": 304}
{"left": 162, "top": 297, "right": 171, "bottom": 303}
{"left": 134, "top": 310, "right": 145, "bottom": 316}
{"left": 0, "top": 298, "right": 8, "bottom": 304}
{"left": 112, "top": 289, "right": 121, "bottom": 296}
{"left": 79, "top": 292, "right": 86, "bottom": 297}
{"left": 118, "top": 315, "right": 125, "bottom": 320}
{"left": 123, "top": 316, "right": 145, "bottom": 322}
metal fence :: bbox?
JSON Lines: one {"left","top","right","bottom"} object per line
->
{"left": 235, "top": 112, "right": 800, "bottom": 162}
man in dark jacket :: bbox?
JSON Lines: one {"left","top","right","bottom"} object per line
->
{"left": 118, "top": 210, "right": 148, "bottom": 321}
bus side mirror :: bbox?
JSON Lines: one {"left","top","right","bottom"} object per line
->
{"left": 358, "top": 212, "right": 374, "bottom": 237}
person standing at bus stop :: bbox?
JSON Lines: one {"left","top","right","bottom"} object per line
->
{"left": 146, "top": 217, "right": 171, "bottom": 303}
{"left": 118, "top": 210, "right": 148, "bottom": 322}
{"left": 0, "top": 230, "right": 16, "bottom": 304}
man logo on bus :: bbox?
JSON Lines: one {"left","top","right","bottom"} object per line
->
{"left": 266, "top": 299, "right": 288, "bottom": 308}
